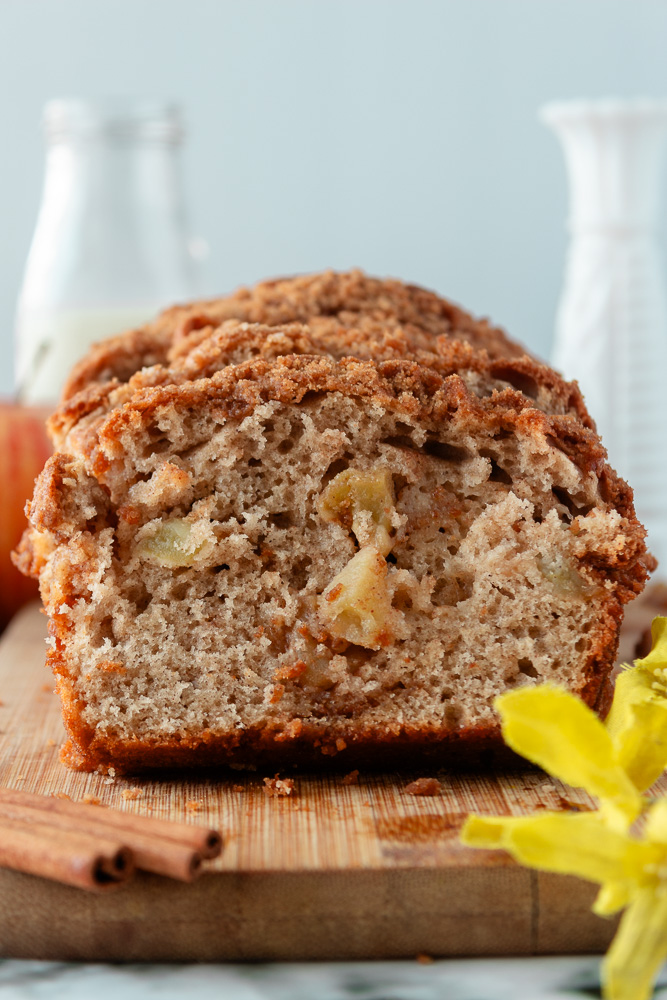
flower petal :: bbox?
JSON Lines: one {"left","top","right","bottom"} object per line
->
{"left": 643, "top": 798, "right": 667, "bottom": 845}
{"left": 613, "top": 686, "right": 667, "bottom": 792}
{"left": 593, "top": 881, "right": 633, "bottom": 917}
{"left": 635, "top": 617, "right": 667, "bottom": 672}
{"left": 605, "top": 667, "right": 656, "bottom": 745}
{"left": 605, "top": 620, "right": 667, "bottom": 791}
{"left": 602, "top": 886, "right": 667, "bottom": 1000}
{"left": 460, "top": 814, "right": 507, "bottom": 850}
{"left": 462, "top": 812, "right": 650, "bottom": 888}
{"left": 496, "top": 687, "right": 642, "bottom": 820}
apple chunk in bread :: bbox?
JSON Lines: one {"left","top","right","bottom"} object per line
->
{"left": 319, "top": 545, "right": 403, "bottom": 649}
{"left": 318, "top": 466, "right": 397, "bottom": 556}
{"left": 135, "top": 516, "right": 215, "bottom": 567}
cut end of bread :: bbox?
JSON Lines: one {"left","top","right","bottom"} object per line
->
{"left": 19, "top": 346, "right": 650, "bottom": 772}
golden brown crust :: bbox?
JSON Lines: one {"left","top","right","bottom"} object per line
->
{"left": 58, "top": 719, "right": 520, "bottom": 774}
{"left": 63, "top": 327, "right": 173, "bottom": 400}
{"left": 63, "top": 269, "right": 529, "bottom": 400}
{"left": 50, "top": 318, "right": 592, "bottom": 460}
{"left": 165, "top": 269, "right": 527, "bottom": 360}
{"left": 169, "top": 320, "right": 594, "bottom": 426}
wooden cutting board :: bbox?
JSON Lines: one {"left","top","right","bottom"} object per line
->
{"left": 0, "top": 604, "right": 620, "bottom": 962}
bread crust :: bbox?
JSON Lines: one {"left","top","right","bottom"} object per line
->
{"left": 58, "top": 721, "right": 524, "bottom": 773}
{"left": 63, "top": 269, "right": 528, "bottom": 399}
{"left": 49, "top": 320, "right": 593, "bottom": 461}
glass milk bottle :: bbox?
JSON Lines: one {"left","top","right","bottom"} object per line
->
{"left": 15, "top": 99, "right": 197, "bottom": 404}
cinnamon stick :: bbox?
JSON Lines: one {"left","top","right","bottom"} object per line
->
{"left": 0, "top": 788, "right": 221, "bottom": 858}
{"left": 0, "top": 788, "right": 222, "bottom": 881}
{"left": 0, "top": 799, "right": 200, "bottom": 882}
{"left": 0, "top": 814, "right": 132, "bottom": 892}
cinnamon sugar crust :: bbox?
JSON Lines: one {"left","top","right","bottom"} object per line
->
{"left": 48, "top": 319, "right": 592, "bottom": 458}
{"left": 63, "top": 269, "right": 528, "bottom": 399}
{"left": 16, "top": 353, "right": 650, "bottom": 773}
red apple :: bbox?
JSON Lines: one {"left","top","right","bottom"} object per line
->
{"left": 0, "top": 403, "right": 52, "bottom": 630}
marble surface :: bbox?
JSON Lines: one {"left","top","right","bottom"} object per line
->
{"left": 0, "top": 958, "right": 666, "bottom": 1000}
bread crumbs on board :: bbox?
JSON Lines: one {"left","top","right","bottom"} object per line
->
{"left": 121, "top": 788, "right": 144, "bottom": 801}
{"left": 405, "top": 777, "right": 441, "bottom": 797}
{"left": 341, "top": 769, "right": 360, "bottom": 786}
{"left": 263, "top": 775, "right": 296, "bottom": 797}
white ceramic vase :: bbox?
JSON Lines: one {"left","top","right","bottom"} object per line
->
{"left": 541, "top": 98, "right": 667, "bottom": 573}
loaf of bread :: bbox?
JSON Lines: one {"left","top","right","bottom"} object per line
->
{"left": 15, "top": 274, "right": 652, "bottom": 773}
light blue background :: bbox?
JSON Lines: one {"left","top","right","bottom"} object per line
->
{"left": 1, "top": 0, "right": 667, "bottom": 396}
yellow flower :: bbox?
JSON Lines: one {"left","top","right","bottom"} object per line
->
{"left": 603, "top": 798, "right": 667, "bottom": 1000}
{"left": 460, "top": 617, "right": 667, "bottom": 1000}
{"left": 496, "top": 685, "right": 642, "bottom": 829}
{"left": 463, "top": 803, "right": 667, "bottom": 1000}
{"left": 606, "top": 617, "right": 667, "bottom": 792}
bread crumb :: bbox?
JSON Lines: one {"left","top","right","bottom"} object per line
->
{"left": 341, "top": 769, "right": 360, "bottom": 785}
{"left": 274, "top": 661, "right": 307, "bottom": 682}
{"left": 274, "top": 718, "right": 303, "bottom": 741}
{"left": 265, "top": 682, "right": 285, "bottom": 705}
{"left": 46, "top": 738, "right": 57, "bottom": 747}
{"left": 416, "top": 953, "right": 434, "bottom": 964}
{"left": 556, "top": 794, "right": 592, "bottom": 813}
{"left": 335, "top": 737, "right": 347, "bottom": 752}
{"left": 405, "top": 777, "right": 441, "bottom": 797}
{"left": 232, "top": 784, "right": 245, "bottom": 793}
{"left": 81, "top": 794, "right": 102, "bottom": 805}
{"left": 121, "top": 788, "right": 144, "bottom": 801}
{"left": 185, "top": 800, "right": 202, "bottom": 812}
{"left": 97, "top": 660, "right": 127, "bottom": 674}
{"left": 263, "top": 774, "right": 296, "bottom": 797}
{"left": 54, "top": 792, "right": 72, "bottom": 800}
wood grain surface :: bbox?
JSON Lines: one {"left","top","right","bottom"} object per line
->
{"left": 0, "top": 604, "right": 621, "bottom": 961}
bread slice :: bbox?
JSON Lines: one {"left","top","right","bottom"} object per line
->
{"left": 62, "top": 269, "right": 528, "bottom": 399}
{"left": 16, "top": 352, "right": 650, "bottom": 773}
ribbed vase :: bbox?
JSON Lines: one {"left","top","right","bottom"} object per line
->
{"left": 541, "top": 98, "right": 667, "bottom": 572}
